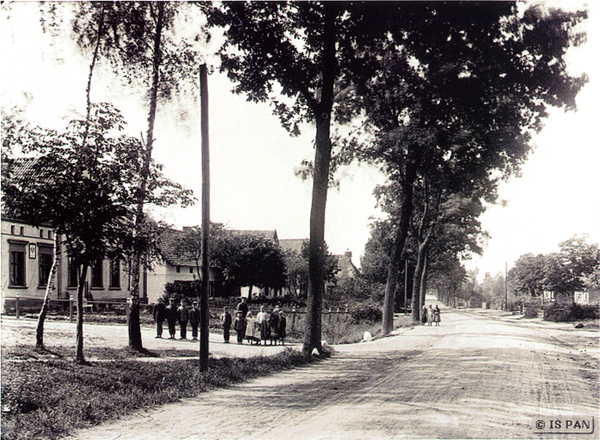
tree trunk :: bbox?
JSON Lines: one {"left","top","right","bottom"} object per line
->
{"left": 420, "top": 252, "right": 429, "bottom": 310}
{"left": 128, "top": 2, "right": 165, "bottom": 351}
{"left": 75, "top": 264, "right": 89, "bottom": 364}
{"left": 304, "top": 118, "right": 331, "bottom": 354}
{"left": 81, "top": 3, "right": 106, "bottom": 157}
{"left": 411, "top": 235, "right": 430, "bottom": 322}
{"left": 303, "top": 3, "right": 336, "bottom": 356}
{"left": 382, "top": 166, "right": 417, "bottom": 334}
{"left": 36, "top": 233, "right": 61, "bottom": 349}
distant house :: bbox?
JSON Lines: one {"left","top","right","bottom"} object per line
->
{"left": 144, "top": 227, "right": 219, "bottom": 304}
{"left": 326, "top": 250, "right": 360, "bottom": 294}
{"left": 574, "top": 288, "right": 600, "bottom": 305}
{"left": 231, "top": 229, "right": 279, "bottom": 243}
{"left": 543, "top": 291, "right": 555, "bottom": 302}
{"left": 145, "top": 228, "right": 281, "bottom": 304}
{"left": 280, "top": 238, "right": 360, "bottom": 297}
{"left": 279, "top": 238, "right": 304, "bottom": 255}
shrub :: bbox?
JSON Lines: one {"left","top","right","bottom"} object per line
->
{"left": 544, "top": 303, "right": 599, "bottom": 322}
{"left": 349, "top": 303, "right": 382, "bottom": 324}
{"left": 523, "top": 307, "right": 539, "bottom": 318}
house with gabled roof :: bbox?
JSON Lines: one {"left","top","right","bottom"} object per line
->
{"left": 279, "top": 238, "right": 360, "bottom": 297}
{"left": 279, "top": 238, "right": 304, "bottom": 254}
{"left": 1, "top": 158, "right": 130, "bottom": 313}
{"left": 144, "top": 227, "right": 282, "bottom": 304}
{"left": 144, "top": 227, "right": 213, "bottom": 304}
{"left": 231, "top": 229, "right": 279, "bottom": 243}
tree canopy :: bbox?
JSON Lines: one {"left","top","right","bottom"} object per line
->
{"left": 172, "top": 225, "right": 287, "bottom": 295}
{"left": 342, "top": 2, "right": 588, "bottom": 330}
{"left": 509, "top": 235, "right": 599, "bottom": 302}
{"left": 1, "top": 104, "right": 193, "bottom": 361}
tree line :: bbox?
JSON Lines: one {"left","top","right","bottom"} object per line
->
{"left": 508, "top": 235, "right": 599, "bottom": 303}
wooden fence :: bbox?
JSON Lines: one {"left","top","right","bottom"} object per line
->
{"left": 2, "top": 297, "right": 351, "bottom": 332}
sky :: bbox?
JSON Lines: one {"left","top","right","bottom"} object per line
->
{"left": 1, "top": 1, "right": 599, "bottom": 280}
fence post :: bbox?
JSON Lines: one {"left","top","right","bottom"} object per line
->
{"left": 290, "top": 307, "right": 296, "bottom": 332}
{"left": 69, "top": 293, "right": 74, "bottom": 322}
{"left": 15, "top": 292, "right": 20, "bottom": 319}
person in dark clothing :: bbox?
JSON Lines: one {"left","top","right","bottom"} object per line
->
{"left": 269, "top": 306, "right": 280, "bottom": 342}
{"left": 178, "top": 300, "right": 189, "bottom": 339}
{"left": 166, "top": 299, "right": 178, "bottom": 339}
{"left": 236, "top": 297, "right": 249, "bottom": 319}
{"left": 277, "top": 310, "right": 286, "bottom": 345}
{"left": 221, "top": 307, "right": 232, "bottom": 343}
{"left": 189, "top": 301, "right": 200, "bottom": 340}
{"left": 233, "top": 311, "right": 246, "bottom": 344}
{"left": 153, "top": 298, "right": 166, "bottom": 338}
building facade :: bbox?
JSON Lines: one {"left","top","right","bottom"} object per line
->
{"left": 1, "top": 217, "right": 130, "bottom": 313}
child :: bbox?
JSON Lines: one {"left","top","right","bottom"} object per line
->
{"left": 221, "top": 307, "right": 232, "bottom": 343}
{"left": 233, "top": 310, "right": 246, "bottom": 344}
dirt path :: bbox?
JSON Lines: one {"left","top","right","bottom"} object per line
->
{"left": 57, "top": 303, "right": 598, "bottom": 440}
{"left": 1, "top": 316, "right": 295, "bottom": 359}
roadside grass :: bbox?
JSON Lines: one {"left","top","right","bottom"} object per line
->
{"left": 1, "top": 347, "right": 311, "bottom": 440}
{"left": 1, "top": 312, "right": 415, "bottom": 440}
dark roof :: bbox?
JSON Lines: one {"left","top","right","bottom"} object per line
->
{"left": 157, "top": 228, "right": 199, "bottom": 266}
{"left": 1, "top": 157, "right": 55, "bottom": 222}
{"left": 2, "top": 157, "right": 54, "bottom": 184}
{"left": 158, "top": 228, "right": 280, "bottom": 267}
{"left": 279, "top": 238, "right": 307, "bottom": 254}
{"left": 230, "top": 229, "right": 278, "bottom": 243}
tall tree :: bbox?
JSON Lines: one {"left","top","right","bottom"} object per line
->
{"left": 349, "top": 2, "right": 587, "bottom": 333}
{"left": 70, "top": 2, "right": 207, "bottom": 350}
{"left": 2, "top": 104, "right": 193, "bottom": 362}
{"left": 204, "top": 1, "right": 401, "bottom": 354}
{"left": 509, "top": 253, "right": 547, "bottom": 297}
{"left": 543, "top": 235, "right": 599, "bottom": 301}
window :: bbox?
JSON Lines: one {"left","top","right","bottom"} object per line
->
{"left": 176, "top": 266, "right": 181, "bottom": 273}
{"left": 110, "top": 259, "right": 121, "bottom": 289}
{"left": 68, "top": 257, "right": 79, "bottom": 288}
{"left": 91, "top": 259, "right": 103, "bottom": 288}
{"left": 19, "top": 226, "right": 24, "bottom": 236}
{"left": 40, "top": 229, "right": 44, "bottom": 238}
{"left": 190, "top": 267, "right": 193, "bottom": 274}
{"left": 48, "top": 230, "right": 52, "bottom": 239}
{"left": 9, "top": 243, "right": 26, "bottom": 287}
{"left": 38, "top": 246, "right": 53, "bottom": 287}
{"left": 10, "top": 225, "right": 15, "bottom": 234}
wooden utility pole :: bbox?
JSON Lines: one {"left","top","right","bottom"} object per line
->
{"left": 504, "top": 262, "right": 508, "bottom": 311}
{"left": 199, "top": 64, "right": 210, "bottom": 372}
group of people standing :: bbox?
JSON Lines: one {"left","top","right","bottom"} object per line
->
{"left": 157, "top": 296, "right": 288, "bottom": 346}
{"left": 153, "top": 297, "right": 201, "bottom": 340}
{"left": 421, "top": 304, "right": 441, "bottom": 326}
{"left": 219, "top": 298, "right": 287, "bottom": 345}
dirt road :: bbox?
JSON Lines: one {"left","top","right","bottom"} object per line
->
{"left": 57, "top": 304, "right": 599, "bottom": 439}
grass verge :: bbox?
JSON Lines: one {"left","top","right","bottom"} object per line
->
{"left": 1, "top": 347, "right": 311, "bottom": 440}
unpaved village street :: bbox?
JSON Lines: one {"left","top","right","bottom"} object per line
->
{"left": 8, "top": 304, "right": 600, "bottom": 440}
